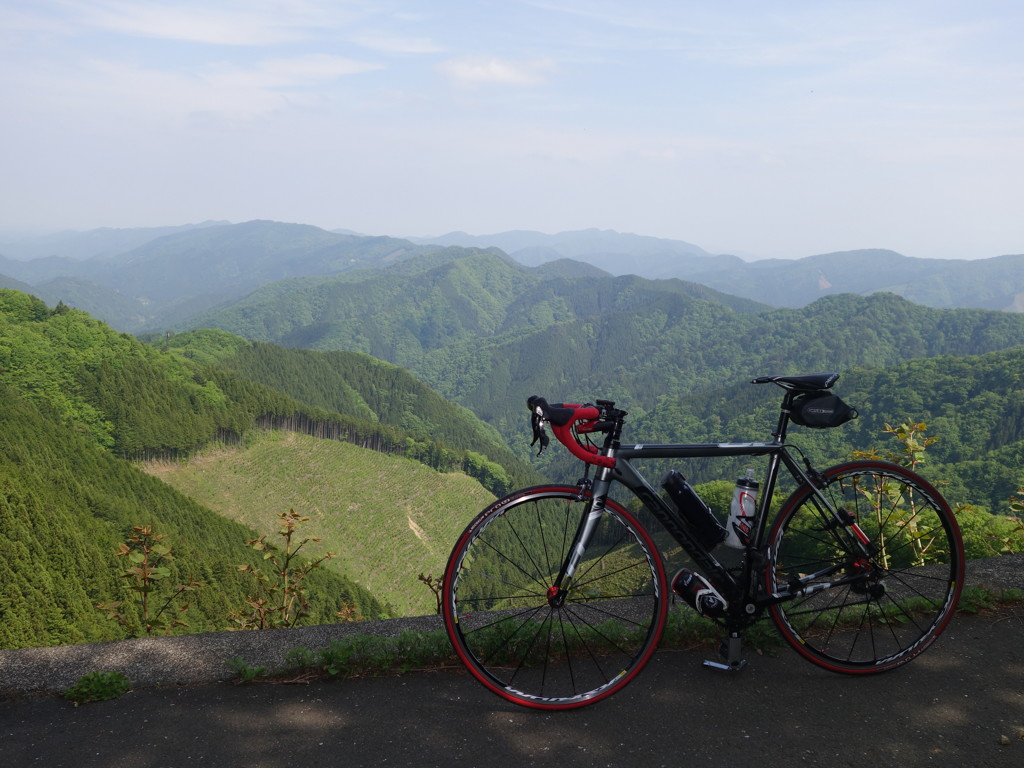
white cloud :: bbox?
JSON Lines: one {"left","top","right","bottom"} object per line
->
{"left": 67, "top": 0, "right": 366, "bottom": 46}
{"left": 204, "top": 54, "right": 382, "bottom": 90}
{"left": 437, "top": 56, "right": 556, "bottom": 87}
{"left": 7, "top": 51, "right": 381, "bottom": 126}
{"left": 350, "top": 34, "right": 443, "bottom": 54}
{"left": 2, "top": 1, "right": 1021, "bottom": 259}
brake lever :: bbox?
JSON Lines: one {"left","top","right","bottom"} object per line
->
{"left": 530, "top": 408, "right": 550, "bottom": 456}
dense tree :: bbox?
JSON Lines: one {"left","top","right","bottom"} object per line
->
{"left": 0, "top": 385, "right": 388, "bottom": 649}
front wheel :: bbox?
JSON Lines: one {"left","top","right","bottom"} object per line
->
{"left": 766, "top": 461, "right": 964, "bottom": 674}
{"left": 442, "top": 485, "right": 669, "bottom": 710}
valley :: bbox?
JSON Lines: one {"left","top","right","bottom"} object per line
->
{"left": 141, "top": 431, "right": 495, "bottom": 617}
{"left": 1, "top": 220, "right": 1023, "bottom": 650}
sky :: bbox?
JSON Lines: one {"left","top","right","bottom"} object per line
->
{"left": 1, "top": 0, "right": 1022, "bottom": 260}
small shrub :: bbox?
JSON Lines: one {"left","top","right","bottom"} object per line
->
{"left": 226, "top": 656, "right": 267, "bottom": 683}
{"left": 96, "top": 525, "right": 200, "bottom": 637}
{"left": 231, "top": 509, "right": 335, "bottom": 630}
{"left": 958, "top": 585, "right": 996, "bottom": 614}
{"left": 417, "top": 573, "right": 443, "bottom": 615}
{"left": 63, "top": 671, "right": 131, "bottom": 706}
{"left": 337, "top": 602, "right": 363, "bottom": 622}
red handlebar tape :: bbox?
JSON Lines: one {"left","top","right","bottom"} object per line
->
{"left": 548, "top": 405, "right": 616, "bottom": 468}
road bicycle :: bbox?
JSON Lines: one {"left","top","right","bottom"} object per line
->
{"left": 441, "top": 373, "right": 965, "bottom": 710}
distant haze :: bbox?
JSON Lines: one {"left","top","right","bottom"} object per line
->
{"left": 1, "top": 2, "right": 1021, "bottom": 260}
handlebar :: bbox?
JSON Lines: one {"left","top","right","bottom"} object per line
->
{"left": 527, "top": 396, "right": 620, "bottom": 468}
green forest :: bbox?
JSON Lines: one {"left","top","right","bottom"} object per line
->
{"left": 188, "top": 250, "right": 1024, "bottom": 432}
{"left": 2, "top": 227, "right": 1024, "bottom": 652}
{"left": 186, "top": 250, "right": 1024, "bottom": 515}
{"left": 0, "top": 384, "right": 388, "bottom": 648}
{"left": 0, "top": 290, "right": 516, "bottom": 648}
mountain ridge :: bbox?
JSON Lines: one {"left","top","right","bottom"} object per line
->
{"left": 4, "top": 220, "right": 1022, "bottom": 332}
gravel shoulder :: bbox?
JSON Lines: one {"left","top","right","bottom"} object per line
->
{"left": 1, "top": 554, "right": 1021, "bottom": 697}
{"left": 1, "top": 594, "right": 1022, "bottom": 768}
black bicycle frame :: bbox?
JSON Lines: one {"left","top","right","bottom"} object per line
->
{"left": 605, "top": 439, "right": 800, "bottom": 608}
{"left": 549, "top": 386, "right": 876, "bottom": 625}
{"left": 554, "top": 436, "right": 874, "bottom": 626}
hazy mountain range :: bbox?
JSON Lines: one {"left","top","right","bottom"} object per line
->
{"left": 3, "top": 219, "right": 1024, "bottom": 649}
{"left": 1, "top": 221, "right": 1022, "bottom": 336}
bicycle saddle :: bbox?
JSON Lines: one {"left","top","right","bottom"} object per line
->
{"left": 751, "top": 372, "right": 839, "bottom": 391}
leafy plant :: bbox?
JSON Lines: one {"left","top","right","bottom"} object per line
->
{"left": 336, "top": 602, "right": 363, "bottom": 622}
{"left": 996, "top": 489, "right": 1024, "bottom": 554}
{"left": 63, "top": 671, "right": 131, "bottom": 705}
{"left": 96, "top": 526, "right": 200, "bottom": 637}
{"left": 227, "top": 656, "right": 267, "bottom": 683}
{"left": 854, "top": 422, "right": 945, "bottom": 567}
{"left": 855, "top": 421, "right": 939, "bottom": 471}
{"left": 957, "top": 585, "right": 1024, "bottom": 615}
{"left": 231, "top": 509, "right": 335, "bottom": 629}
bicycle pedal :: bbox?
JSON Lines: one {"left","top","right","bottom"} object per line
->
{"left": 702, "top": 658, "right": 747, "bottom": 672}
{"left": 703, "top": 634, "right": 747, "bottom": 672}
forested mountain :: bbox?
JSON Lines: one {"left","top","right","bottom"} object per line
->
{"left": 408, "top": 227, "right": 718, "bottom": 276}
{"left": 4, "top": 221, "right": 1023, "bottom": 338}
{"left": 412, "top": 230, "right": 1024, "bottom": 311}
{"left": 188, "top": 248, "right": 768, "bottom": 369}
{"left": 0, "top": 288, "right": 526, "bottom": 647}
{"left": 0, "top": 384, "right": 387, "bottom": 649}
{"left": 153, "top": 329, "right": 536, "bottom": 493}
{"left": 0, "top": 221, "right": 225, "bottom": 261}
{"left": 0, "top": 271, "right": 39, "bottom": 297}
{"left": 671, "top": 251, "right": 1024, "bottom": 311}
{"left": 0, "top": 221, "right": 437, "bottom": 332}
{"left": 0, "top": 289, "right": 300, "bottom": 455}
{"left": 0, "top": 290, "right": 516, "bottom": 492}
{"left": 102, "top": 220, "right": 426, "bottom": 306}
{"left": 187, "top": 250, "right": 1024, "bottom": 445}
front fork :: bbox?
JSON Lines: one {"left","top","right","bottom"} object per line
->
{"left": 549, "top": 473, "right": 613, "bottom": 606}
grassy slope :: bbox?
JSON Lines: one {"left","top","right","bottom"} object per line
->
{"left": 142, "top": 430, "right": 495, "bottom": 617}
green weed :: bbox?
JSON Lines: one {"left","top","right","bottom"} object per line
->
{"left": 226, "top": 656, "right": 267, "bottom": 683}
{"left": 230, "top": 509, "right": 335, "bottom": 630}
{"left": 63, "top": 671, "right": 131, "bottom": 706}
{"left": 96, "top": 526, "right": 200, "bottom": 637}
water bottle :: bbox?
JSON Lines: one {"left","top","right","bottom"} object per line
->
{"left": 724, "top": 468, "right": 759, "bottom": 549}
{"left": 672, "top": 568, "right": 728, "bottom": 618}
{"left": 662, "top": 470, "right": 726, "bottom": 550}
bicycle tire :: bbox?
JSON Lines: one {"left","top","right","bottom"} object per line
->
{"left": 766, "top": 460, "right": 964, "bottom": 674}
{"left": 442, "top": 485, "right": 669, "bottom": 710}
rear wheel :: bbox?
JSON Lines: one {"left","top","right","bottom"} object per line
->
{"left": 767, "top": 461, "right": 964, "bottom": 673}
{"left": 442, "top": 486, "right": 668, "bottom": 709}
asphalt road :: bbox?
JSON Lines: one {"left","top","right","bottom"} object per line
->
{"left": 2, "top": 555, "right": 1023, "bottom": 767}
{"left": 1, "top": 608, "right": 1022, "bottom": 768}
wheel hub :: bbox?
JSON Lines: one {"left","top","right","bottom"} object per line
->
{"left": 547, "top": 585, "right": 566, "bottom": 608}
{"left": 849, "top": 557, "right": 886, "bottom": 598}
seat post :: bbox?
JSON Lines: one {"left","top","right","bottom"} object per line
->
{"left": 772, "top": 390, "right": 796, "bottom": 443}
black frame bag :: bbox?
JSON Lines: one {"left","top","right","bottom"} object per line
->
{"left": 789, "top": 391, "right": 859, "bottom": 429}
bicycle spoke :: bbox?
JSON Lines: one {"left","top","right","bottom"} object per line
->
{"left": 767, "top": 462, "right": 963, "bottom": 674}
{"left": 443, "top": 487, "right": 667, "bottom": 709}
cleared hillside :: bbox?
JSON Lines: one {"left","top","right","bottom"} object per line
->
{"left": 142, "top": 430, "right": 495, "bottom": 617}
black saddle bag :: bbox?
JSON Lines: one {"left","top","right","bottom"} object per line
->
{"left": 789, "top": 391, "right": 859, "bottom": 429}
